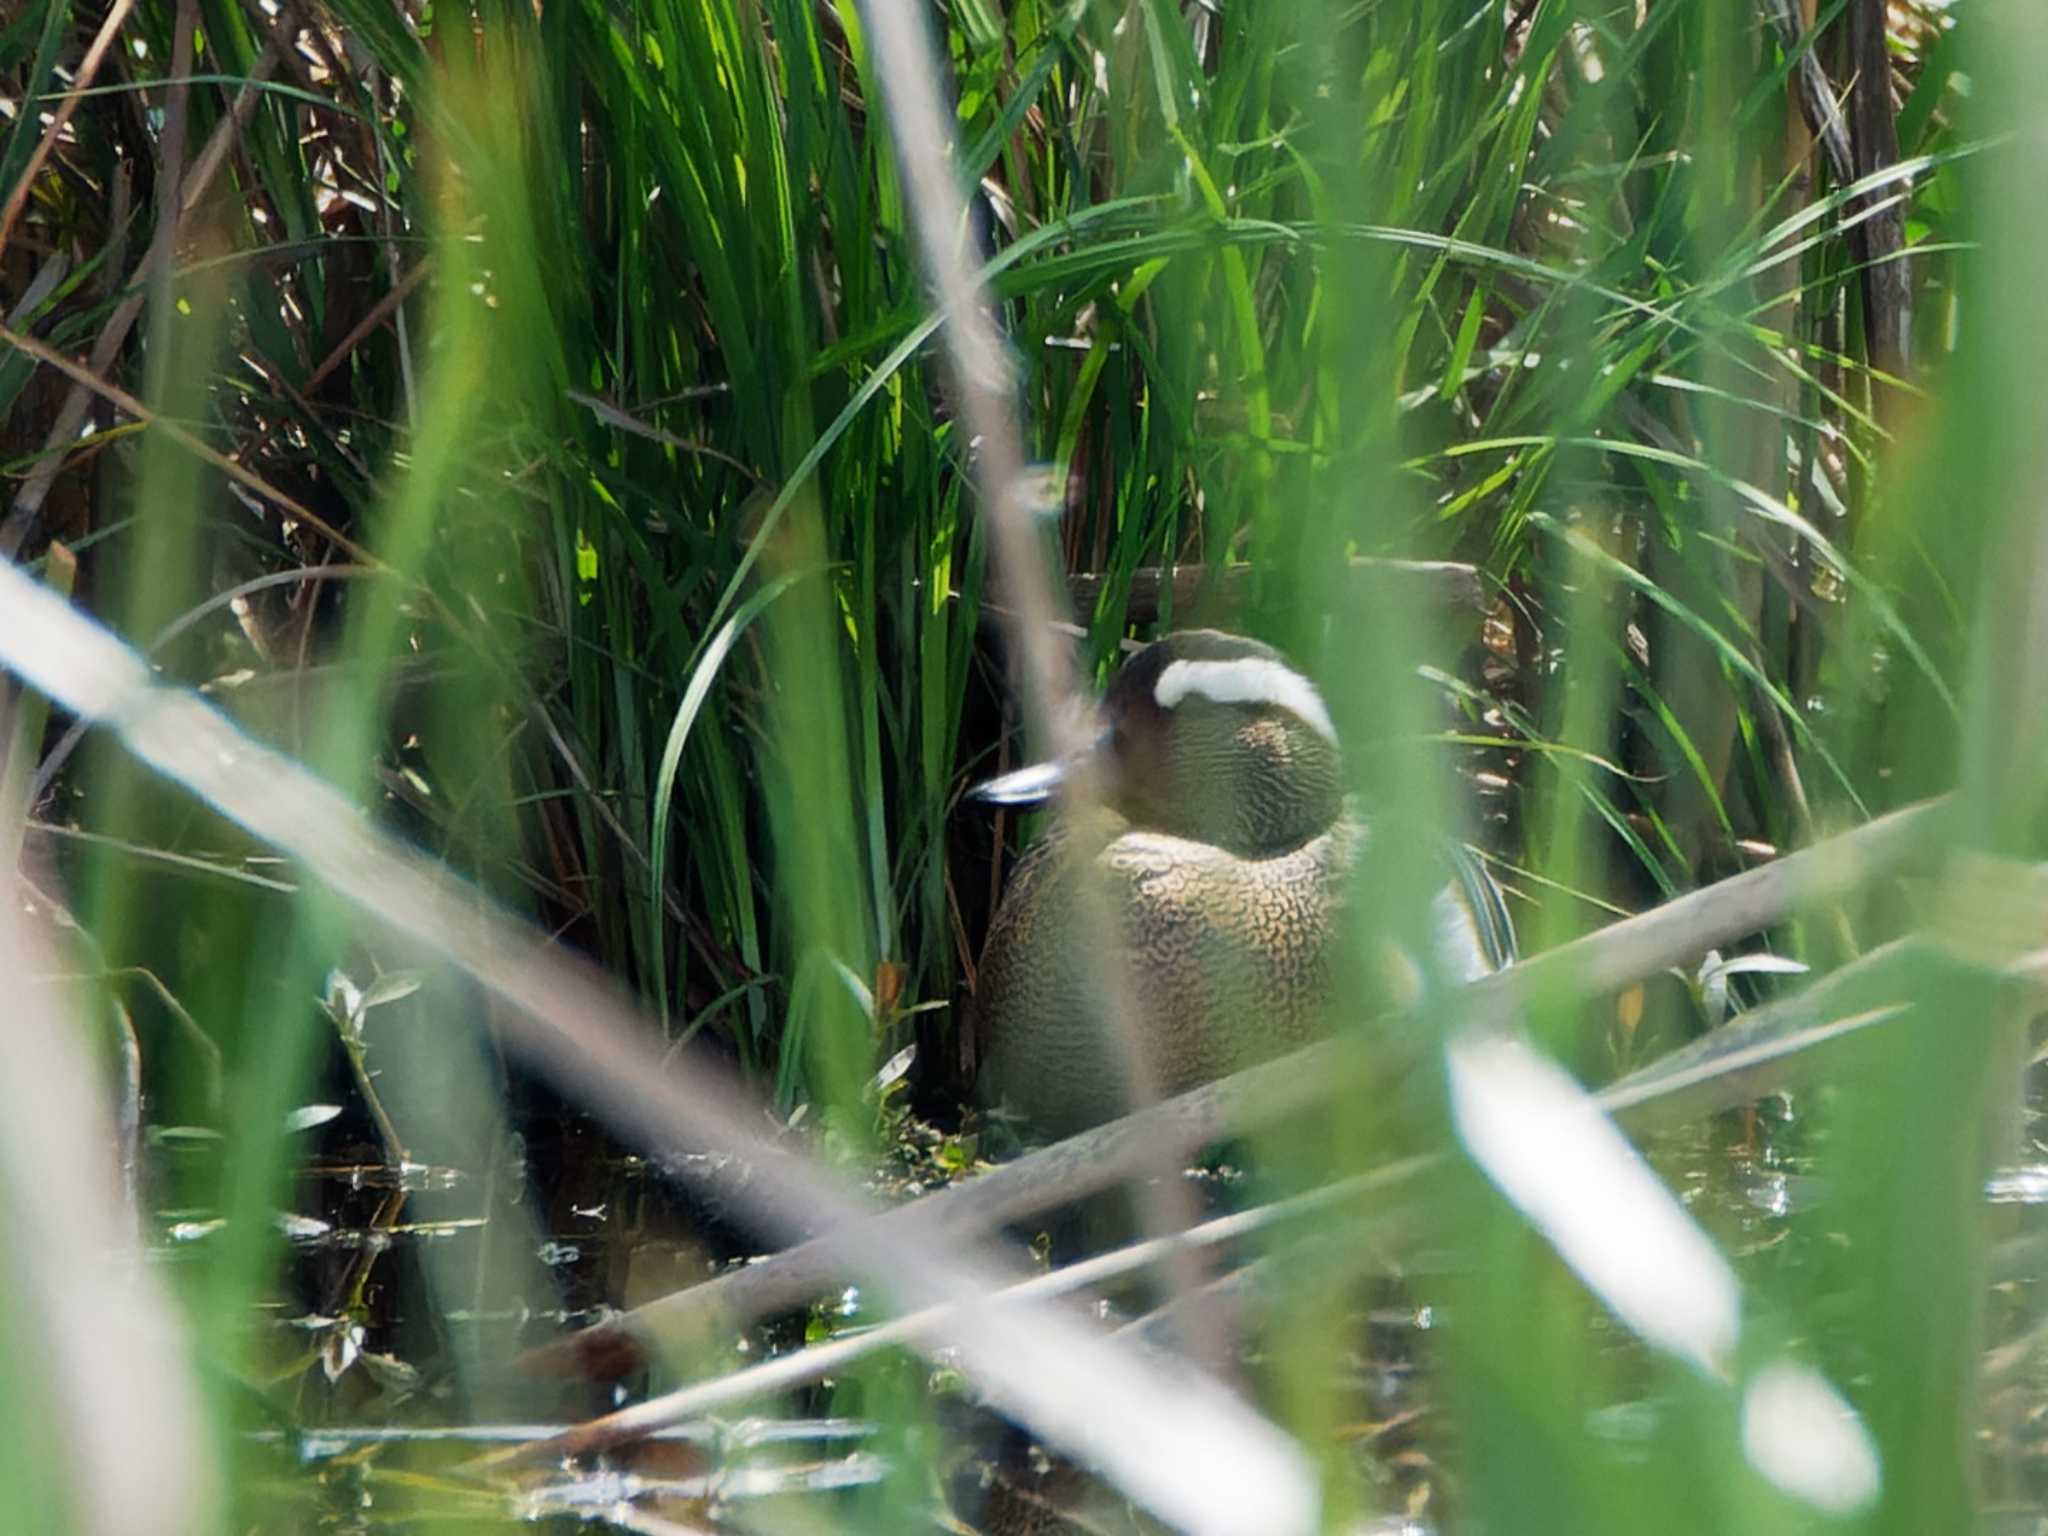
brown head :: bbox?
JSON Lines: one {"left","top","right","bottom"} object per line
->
{"left": 974, "top": 630, "right": 1344, "bottom": 857}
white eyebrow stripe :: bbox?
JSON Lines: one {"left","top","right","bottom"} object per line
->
{"left": 1153, "top": 657, "right": 1338, "bottom": 743}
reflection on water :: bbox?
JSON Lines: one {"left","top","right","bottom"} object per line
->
{"left": 142, "top": 1051, "right": 2048, "bottom": 1533}
{"left": 1985, "top": 1166, "right": 2048, "bottom": 1206}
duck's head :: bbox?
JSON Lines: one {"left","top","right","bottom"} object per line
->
{"left": 973, "top": 629, "right": 1345, "bottom": 857}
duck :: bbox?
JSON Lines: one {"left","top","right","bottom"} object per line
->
{"left": 970, "top": 629, "right": 1512, "bottom": 1137}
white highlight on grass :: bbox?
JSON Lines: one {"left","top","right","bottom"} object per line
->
{"left": 1154, "top": 657, "right": 1338, "bottom": 743}
{"left": 1445, "top": 1030, "right": 1742, "bottom": 1374}
{"left": 1431, "top": 885, "right": 1493, "bottom": 984}
{"left": 1740, "top": 1362, "right": 1882, "bottom": 1515}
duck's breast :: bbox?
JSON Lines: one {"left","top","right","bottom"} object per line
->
{"left": 976, "top": 823, "right": 1349, "bottom": 1135}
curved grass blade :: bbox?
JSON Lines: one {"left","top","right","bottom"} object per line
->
{"left": 648, "top": 564, "right": 821, "bottom": 1030}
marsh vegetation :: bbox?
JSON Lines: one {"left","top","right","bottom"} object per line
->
{"left": 1, "top": 0, "right": 2041, "bottom": 1532}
